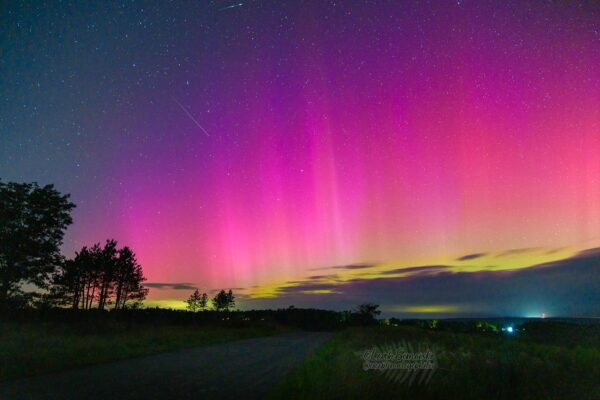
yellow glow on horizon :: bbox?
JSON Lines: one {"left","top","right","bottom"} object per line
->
{"left": 143, "top": 300, "right": 188, "bottom": 310}
{"left": 145, "top": 243, "right": 598, "bottom": 307}
{"left": 243, "top": 245, "right": 584, "bottom": 300}
{"left": 300, "top": 289, "right": 335, "bottom": 294}
{"left": 389, "top": 305, "right": 462, "bottom": 313}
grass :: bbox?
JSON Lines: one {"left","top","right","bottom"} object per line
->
{"left": 269, "top": 325, "right": 600, "bottom": 400}
{"left": 0, "top": 318, "right": 290, "bottom": 381}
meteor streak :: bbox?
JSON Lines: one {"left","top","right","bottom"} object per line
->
{"left": 173, "top": 97, "right": 210, "bottom": 137}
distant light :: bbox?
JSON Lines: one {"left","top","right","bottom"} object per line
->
{"left": 541, "top": 313, "right": 546, "bottom": 319}
{"left": 507, "top": 326, "right": 514, "bottom": 333}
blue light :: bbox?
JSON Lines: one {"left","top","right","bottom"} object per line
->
{"left": 507, "top": 326, "right": 514, "bottom": 333}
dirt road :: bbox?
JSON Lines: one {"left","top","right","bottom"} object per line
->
{"left": 0, "top": 332, "right": 331, "bottom": 400}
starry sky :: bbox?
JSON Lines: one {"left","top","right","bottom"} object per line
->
{"left": 2, "top": 0, "right": 599, "bottom": 316}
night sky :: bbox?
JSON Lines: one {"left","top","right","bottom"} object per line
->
{"left": 2, "top": 0, "right": 599, "bottom": 316}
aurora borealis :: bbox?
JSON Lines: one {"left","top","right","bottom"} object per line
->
{"left": 2, "top": 0, "right": 599, "bottom": 316}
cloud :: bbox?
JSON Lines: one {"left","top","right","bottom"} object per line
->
{"left": 496, "top": 247, "right": 540, "bottom": 257}
{"left": 575, "top": 247, "right": 600, "bottom": 258}
{"left": 380, "top": 265, "right": 449, "bottom": 276}
{"left": 306, "top": 274, "right": 339, "bottom": 280}
{"left": 456, "top": 252, "right": 487, "bottom": 261}
{"left": 309, "top": 263, "right": 377, "bottom": 271}
{"left": 145, "top": 283, "right": 197, "bottom": 290}
{"left": 334, "top": 263, "right": 377, "bottom": 270}
{"left": 277, "top": 282, "right": 340, "bottom": 294}
{"left": 244, "top": 248, "right": 600, "bottom": 317}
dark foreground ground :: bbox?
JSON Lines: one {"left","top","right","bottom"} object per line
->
{"left": 2, "top": 312, "right": 598, "bottom": 400}
{"left": 0, "top": 317, "right": 293, "bottom": 380}
{"left": 0, "top": 332, "right": 331, "bottom": 400}
{"left": 270, "top": 323, "right": 600, "bottom": 400}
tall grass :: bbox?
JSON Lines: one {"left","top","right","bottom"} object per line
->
{"left": 270, "top": 326, "right": 600, "bottom": 400}
{"left": 0, "top": 319, "right": 288, "bottom": 381}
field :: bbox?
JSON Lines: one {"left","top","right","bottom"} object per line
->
{"left": 270, "top": 321, "right": 600, "bottom": 400}
{"left": 3, "top": 310, "right": 599, "bottom": 400}
{"left": 0, "top": 311, "right": 289, "bottom": 381}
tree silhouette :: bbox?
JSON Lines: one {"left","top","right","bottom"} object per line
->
{"left": 353, "top": 303, "right": 381, "bottom": 325}
{"left": 212, "top": 289, "right": 235, "bottom": 311}
{"left": 226, "top": 289, "right": 235, "bottom": 309}
{"left": 49, "top": 256, "right": 85, "bottom": 309}
{"left": 199, "top": 292, "right": 208, "bottom": 310}
{"left": 51, "top": 240, "right": 148, "bottom": 309}
{"left": 113, "top": 246, "right": 147, "bottom": 309}
{"left": 186, "top": 289, "right": 203, "bottom": 312}
{"left": 80, "top": 244, "right": 101, "bottom": 309}
{"left": 0, "top": 181, "right": 75, "bottom": 310}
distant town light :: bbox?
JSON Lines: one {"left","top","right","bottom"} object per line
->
{"left": 507, "top": 326, "right": 514, "bottom": 333}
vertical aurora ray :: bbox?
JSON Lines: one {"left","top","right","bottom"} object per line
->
{"left": 5, "top": 1, "right": 596, "bottom": 309}
{"left": 115, "top": 1, "right": 599, "bottom": 295}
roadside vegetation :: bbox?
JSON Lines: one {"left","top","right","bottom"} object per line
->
{"left": 269, "top": 322, "right": 600, "bottom": 400}
{"left": 0, "top": 309, "right": 291, "bottom": 381}
{"left": 0, "top": 304, "right": 377, "bottom": 381}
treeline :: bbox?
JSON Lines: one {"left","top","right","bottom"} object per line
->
{"left": 0, "top": 180, "right": 147, "bottom": 311}
{"left": 186, "top": 289, "right": 235, "bottom": 312}
{"left": 51, "top": 240, "right": 148, "bottom": 310}
{"left": 3, "top": 306, "right": 380, "bottom": 331}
